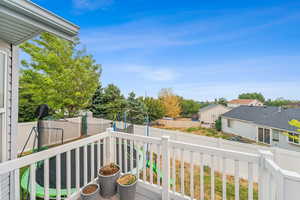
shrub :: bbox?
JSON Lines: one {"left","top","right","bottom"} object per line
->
{"left": 215, "top": 117, "right": 222, "bottom": 131}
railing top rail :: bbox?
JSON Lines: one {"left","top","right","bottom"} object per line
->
{"left": 0, "top": 132, "right": 109, "bottom": 175}
{"left": 265, "top": 158, "right": 300, "bottom": 181}
{"left": 112, "top": 131, "right": 162, "bottom": 144}
{"left": 169, "top": 139, "right": 260, "bottom": 163}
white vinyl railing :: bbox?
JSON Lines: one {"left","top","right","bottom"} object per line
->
{"left": 0, "top": 128, "right": 300, "bottom": 200}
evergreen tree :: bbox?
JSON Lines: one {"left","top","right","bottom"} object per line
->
{"left": 90, "top": 84, "right": 126, "bottom": 120}
{"left": 126, "top": 92, "right": 147, "bottom": 124}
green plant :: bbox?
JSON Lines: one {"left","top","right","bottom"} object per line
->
{"left": 186, "top": 127, "right": 200, "bottom": 132}
{"left": 215, "top": 117, "right": 222, "bottom": 131}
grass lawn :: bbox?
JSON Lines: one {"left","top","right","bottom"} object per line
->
{"left": 154, "top": 125, "right": 258, "bottom": 144}
{"left": 141, "top": 158, "right": 258, "bottom": 200}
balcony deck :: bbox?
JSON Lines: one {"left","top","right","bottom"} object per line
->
{"left": 73, "top": 181, "right": 161, "bottom": 200}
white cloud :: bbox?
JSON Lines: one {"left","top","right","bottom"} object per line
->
{"left": 72, "top": 0, "right": 113, "bottom": 11}
{"left": 125, "top": 65, "right": 180, "bottom": 82}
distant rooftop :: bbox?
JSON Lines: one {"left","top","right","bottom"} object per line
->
{"left": 228, "top": 99, "right": 260, "bottom": 105}
{"left": 199, "top": 104, "right": 226, "bottom": 112}
{"left": 222, "top": 106, "right": 300, "bottom": 132}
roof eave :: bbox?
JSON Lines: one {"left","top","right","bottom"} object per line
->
{"left": 0, "top": 0, "right": 79, "bottom": 43}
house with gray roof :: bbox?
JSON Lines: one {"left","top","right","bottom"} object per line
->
{"left": 198, "top": 104, "right": 231, "bottom": 125}
{"left": 221, "top": 106, "right": 300, "bottom": 152}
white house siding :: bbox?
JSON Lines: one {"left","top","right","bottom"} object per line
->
{"left": 222, "top": 117, "right": 300, "bottom": 152}
{"left": 271, "top": 129, "right": 300, "bottom": 152}
{"left": 0, "top": 39, "right": 18, "bottom": 200}
{"left": 221, "top": 117, "right": 257, "bottom": 140}
{"left": 199, "top": 105, "right": 231, "bottom": 124}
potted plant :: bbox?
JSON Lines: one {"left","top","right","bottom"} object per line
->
{"left": 117, "top": 174, "right": 138, "bottom": 200}
{"left": 97, "top": 163, "right": 120, "bottom": 198}
{"left": 80, "top": 184, "right": 99, "bottom": 200}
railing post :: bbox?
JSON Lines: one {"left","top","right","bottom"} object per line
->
{"left": 258, "top": 150, "right": 273, "bottom": 200}
{"left": 162, "top": 136, "right": 170, "bottom": 200}
{"left": 106, "top": 128, "right": 114, "bottom": 163}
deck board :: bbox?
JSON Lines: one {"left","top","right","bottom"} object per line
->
{"left": 77, "top": 191, "right": 156, "bottom": 200}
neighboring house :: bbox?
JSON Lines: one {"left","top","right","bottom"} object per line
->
{"left": 0, "top": 1, "right": 79, "bottom": 199}
{"left": 198, "top": 104, "right": 231, "bottom": 125}
{"left": 228, "top": 99, "right": 263, "bottom": 108}
{"left": 221, "top": 106, "right": 300, "bottom": 152}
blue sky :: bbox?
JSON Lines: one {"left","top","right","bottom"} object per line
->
{"left": 30, "top": 0, "right": 300, "bottom": 101}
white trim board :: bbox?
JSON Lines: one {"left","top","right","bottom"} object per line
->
{"left": 0, "top": 50, "right": 7, "bottom": 162}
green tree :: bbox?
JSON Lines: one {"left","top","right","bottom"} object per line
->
{"left": 126, "top": 92, "right": 147, "bottom": 124}
{"left": 180, "top": 99, "right": 201, "bottom": 117}
{"left": 214, "top": 98, "right": 228, "bottom": 106}
{"left": 265, "top": 98, "right": 291, "bottom": 107}
{"left": 19, "top": 33, "right": 101, "bottom": 119}
{"left": 140, "top": 97, "right": 165, "bottom": 122}
{"left": 238, "top": 92, "right": 265, "bottom": 103}
{"left": 90, "top": 84, "right": 126, "bottom": 120}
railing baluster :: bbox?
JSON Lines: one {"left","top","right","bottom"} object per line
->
{"left": 222, "top": 157, "right": 227, "bottom": 200}
{"left": 130, "top": 140, "right": 134, "bottom": 173}
{"left": 248, "top": 162, "right": 253, "bottom": 200}
{"left": 150, "top": 143, "right": 154, "bottom": 184}
{"left": 172, "top": 147, "right": 176, "bottom": 192}
{"left": 157, "top": 143, "right": 161, "bottom": 186}
{"left": 190, "top": 151, "right": 194, "bottom": 199}
{"left": 267, "top": 172, "right": 272, "bottom": 200}
{"left": 30, "top": 163, "right": 36, "bottom": 200}
{"left": 136, "top": 141, "right": 141, "bottom": 179}
{"left": 56, "top": 154, "right": 61, "bottom": 200}
{"left": 91, "top": 142, "right": 95, "bottom": 180}
{"left": 66, "top": 151, "right": 71, "bottom": 197}
{"left": 124, "top": 139, "right": 128, "bottom": 173}
{"left": 143, "top": 142, "right": 147, "bottom": 182}
{"left": 14, "top": 169, "right": 20, "bottom": 200}
{"left": 103, "top": 139, "right": 107, "bottom": 165}
{"left": 211, "top": 155, "right": 215, "bottom": 200}
{"left": 200, "top": 153, "right": 204, "bottom": 200}
{"left": 76, "top": 147, "right": 80, "bottom": 190}
{"left": 97, "top": 140, "right": 101, "bottom": 169}
{"left": 115, "top": 137, "right": 118, "bottom": 163}
{"left": 119, "top": 138, "right": 122, "bottom": 169}
{"left": 235, "top": 160, "right": 239, "bottom": 200}
{"left": 84, "top": 145, "right": 88, "bottom": 185}
{"left": 44, "top": 158, "right": 49, "bottom": 200}
{"left": 180, "top": 148, "right": 184, "bottom": 196}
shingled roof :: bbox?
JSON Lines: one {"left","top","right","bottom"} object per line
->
{"left": 222, "top": 106, "right": 300, "bottom": 132}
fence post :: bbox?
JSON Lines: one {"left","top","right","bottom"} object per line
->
{"left": 162, "top": 136, "right": 170, "bottom": 200}
{"left": 106, "top": 128, "right": 114, "bottom": 163}
{"left": 258, "top": 150, "right": 273, "bottom": 200}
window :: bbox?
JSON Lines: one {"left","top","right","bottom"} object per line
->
{"left": 272, "top": 129, "right": 280, "bottom": 142}
{"left": 288, "top": 132, "right": 299, "bottom": 145}
{"left": 258, "top": 127, "right": 271, "bottom": 144}
{"left": 227, "top": 119, "right": 232, "bottom": 128}
{"left": 0, "top": 51, "right": 6, "bottom": 162}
